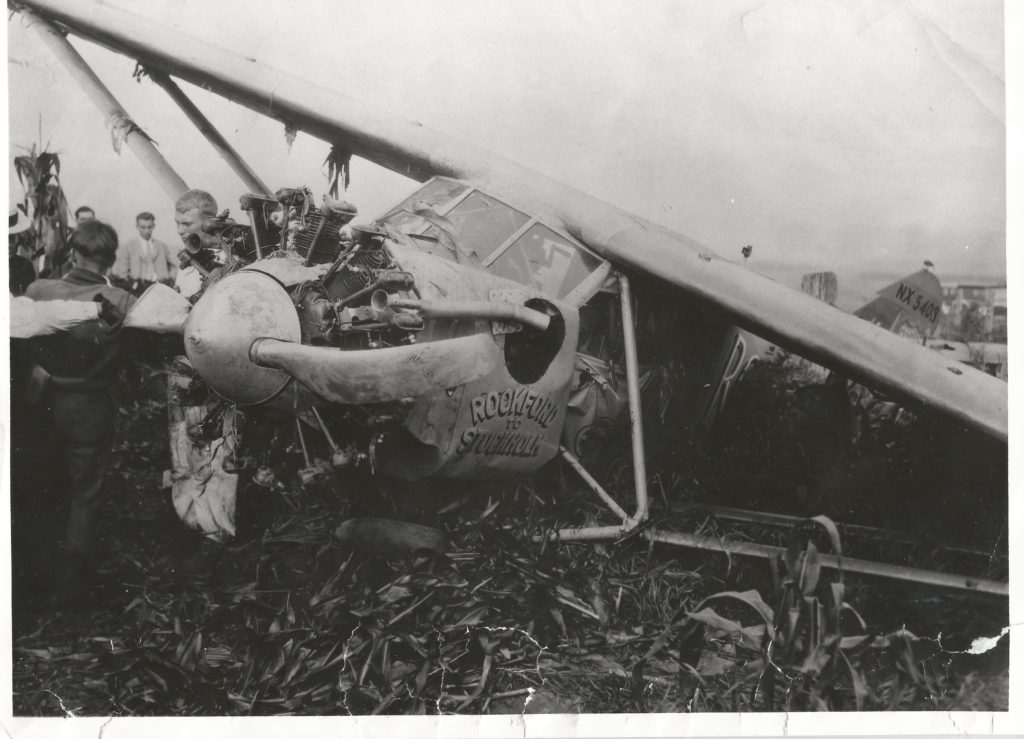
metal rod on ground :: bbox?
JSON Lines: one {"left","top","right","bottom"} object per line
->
{"left": 558, "top": 446, "right": 629, "bottom": 523}
{"left": 548, "top": 526, "right": 1007, "bottom": 597}
{"left": 618, "top": 273, "right": 649, "bottom": 523}
{"left": 20, "top": 8, "right": 188, "bottom": 200}
{"left": 669, "top": 502, "right": 993, "bottom": 558}
{"left": 147, "top": 69, "right": 272, "bottom": 196}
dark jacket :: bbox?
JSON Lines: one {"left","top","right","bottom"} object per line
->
{"left": 25, "top": 268, "right": 136, "bottom": 389}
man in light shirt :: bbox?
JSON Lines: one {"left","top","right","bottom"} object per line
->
{"left": 113, "top": 211, "right": 178, "bottom": 291}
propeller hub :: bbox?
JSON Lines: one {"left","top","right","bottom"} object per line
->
{"left": 183, "top": 269, "right": 301, "bottom": 405}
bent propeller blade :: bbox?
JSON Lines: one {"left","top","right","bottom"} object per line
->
{"left": 122, "top": 282, "right": 192, "bottom": 333}
{"left": 249, "top": 334, "right": 501, "bottom": 406}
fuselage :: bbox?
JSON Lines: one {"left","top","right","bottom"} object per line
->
{"left": 180, "top": 178, "right": 768, "bottom": 483}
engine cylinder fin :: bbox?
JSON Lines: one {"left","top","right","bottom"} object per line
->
{"left": 323, "top": 247, "right": 389, "bottom": 302}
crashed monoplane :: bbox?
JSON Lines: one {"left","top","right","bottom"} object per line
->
{"left": 9, "top": 0, "right": 1008, "bottom": 597}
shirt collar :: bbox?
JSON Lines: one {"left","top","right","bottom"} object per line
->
{"left": 64, "top": 267, "right": 111, "bottom": 286}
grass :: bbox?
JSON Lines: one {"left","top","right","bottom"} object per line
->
{"left": 9, "top": 362, "right": 1009, "bottom": 715}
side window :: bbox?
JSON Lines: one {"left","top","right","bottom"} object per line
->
{"left": 577, "top": 291, "right": 622, "bottom": 359}
{"left": 489, "top": 223, "right": 602, "bottom": 299}
{"left": 378, "top": 178, "right": 469, "bottom": 233}
{"left": 442, "top": 191, "right": 530, "bottom": 261}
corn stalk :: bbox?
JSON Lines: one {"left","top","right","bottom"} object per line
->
{"left": 632, "top": 516, "right": 934, "bottom": 711}
{"left": 13, "top": 143, "right": 71, "bottom": 274}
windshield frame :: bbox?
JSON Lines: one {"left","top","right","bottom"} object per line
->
{"left": 378, "top": 176, "right": 611, "bottom": 305}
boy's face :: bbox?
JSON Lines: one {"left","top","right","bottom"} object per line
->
{"left": 175, "top": 207, "right": 213, "bottom": 251}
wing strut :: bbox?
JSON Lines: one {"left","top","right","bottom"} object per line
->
{"left": 18, "top": 6, "right": 188, "bottom": 200}
{"left": 145, "top": 68, "right": 273, "bottom": 197}
{"left": 554, "top": 272, "right": 650, "bottom": 525}
{"left": 618, "top": 273, "right": 649, "bottom": 525}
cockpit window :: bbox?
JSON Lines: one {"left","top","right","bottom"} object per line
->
{"left": 379, "top": 179, "right": 469, "bottom": 232}
{"left": 379, "top": 177, "right": 607, "bottom": 301}
{"left": 442, "top": 191, "right": 530, "bottom": 261}
{"left": 489, "top": 223, "right": 603, "bottom": 299}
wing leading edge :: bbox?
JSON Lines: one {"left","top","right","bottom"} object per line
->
{"left": 15, "top": 0, "right": 1006, "bottom": 442}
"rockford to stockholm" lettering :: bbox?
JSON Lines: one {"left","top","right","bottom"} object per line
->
{"left": 454, "top": 428, "right": 545, "bottom": 457}
{"left": 469, "top": 389, "right": 558, "bottom": 429}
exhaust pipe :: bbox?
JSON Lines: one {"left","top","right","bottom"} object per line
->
{"left": 389, "top": 298, "right": 551, "bottom": 332}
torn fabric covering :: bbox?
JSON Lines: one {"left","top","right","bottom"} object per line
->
{"left": 407, "top": 204, "right": 473, "bottom": 262}
{"left": 167, "top": 365, "right": 237, "bottom": 542}
{"left": 105, "top": 109, "right": 156, "bottom": 154}
{"left": 323, "top": 144, "right": 352, "bottom": 198}
{"left": 561, "top": 353, "right": 626, "bottom": 463}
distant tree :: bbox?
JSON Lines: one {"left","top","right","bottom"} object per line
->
{"left": 958, "top": 304, "right": 988, "bottom": 343}
{"left": 990, "top": 313, "right": 1007, "bottom": 344}
{"left": 954, "top": 303, "right": 993, "bottom": 373}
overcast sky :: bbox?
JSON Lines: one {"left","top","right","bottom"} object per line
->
{"left": 5, "top": 0, "right": 1010, "bottom": 281}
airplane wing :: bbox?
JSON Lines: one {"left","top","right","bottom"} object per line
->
{"left": 14, "top": 0, "right": 1007, "bottom": 442}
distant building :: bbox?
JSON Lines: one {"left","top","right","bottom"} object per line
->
{"left": 991, "top": 286, "right": 1007, "bottom": 337}
{"left": 939, "top": 283, "right": 1006, "bottom": 339}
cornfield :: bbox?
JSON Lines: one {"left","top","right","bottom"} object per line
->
{"left": 10, "top": 359, "right": 1008, "bottom": 716}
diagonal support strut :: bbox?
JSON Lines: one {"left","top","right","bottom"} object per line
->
{"left": 19, "top": 6, "right": 188, "bottom": 199}
{"left": 145, "top": 68, "right": 273, "bottom": 196}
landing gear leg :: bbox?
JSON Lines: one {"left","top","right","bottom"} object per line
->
{"left": 549, "top": 272, "right": 649, "bottom": 532}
